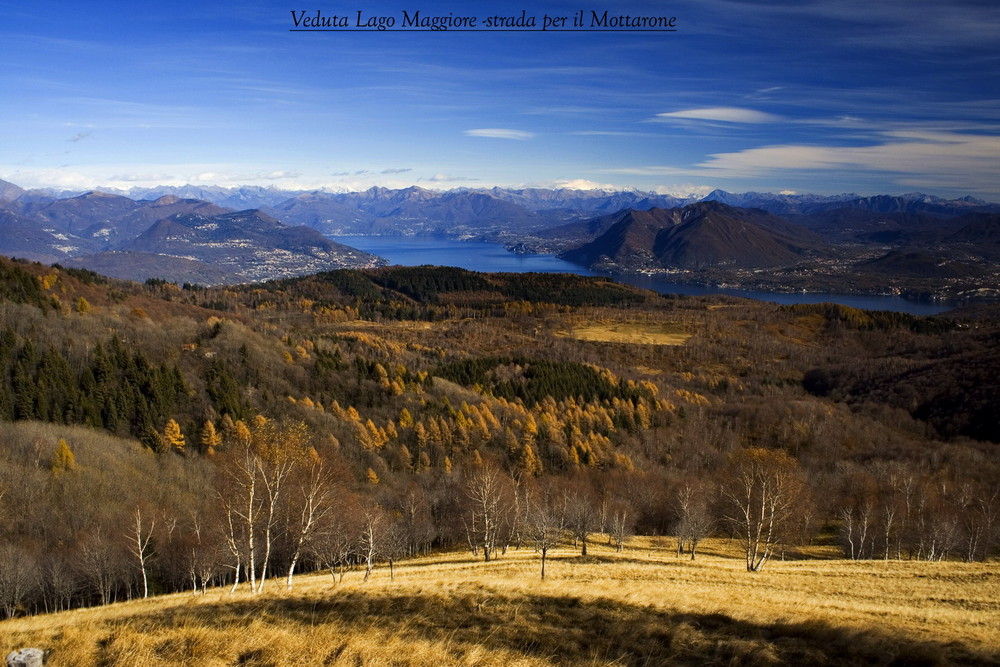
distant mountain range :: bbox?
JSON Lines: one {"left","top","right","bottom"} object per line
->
{"left": 2, "top": 177, "right": 999, "bottom": 288}
{"left": 0, "top": 182, "right": 384, "bottom": 284}
{"left": 697, "top": 189, "right": 994, "bottom": 217}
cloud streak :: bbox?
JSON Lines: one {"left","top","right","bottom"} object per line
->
{"left": 609, "top": 129, "right": 1000, "bottom": 196}
{"left": 699, "top": 131, "right": 1000, "bottom": 176}
{"left": 464, "top": 128, "right": 534, "bottom": 140}
{"left": 655, "top": 107, "right": 782, "bottom": 123}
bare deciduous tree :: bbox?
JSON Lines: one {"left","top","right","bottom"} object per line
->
{"left": 357, "top": 502, "right": 388, "bottom": 581}
{"left": 463, "top": 463, "right": 512, "bottom": 562}
{"left": 126, "top": 506, "right": 156, "bottom": 598}
{"left": 183, "top": 508, "right": 223, "bottom": 595}
{"left": 836, "top": 467, "right": 877, "bottom": 560}
{"left": 314, "top": 498, "right": 362, "bottom": 584}
{"left": 219, "top": 417, "right": 311, "bottom": 593}
{"left": 959, "top": 481, "right": 998, "bottom": 562}
{"left": 564, "top": 485, "right": 597, "bottom": 557}
{"left": 673, "top": 481, "right": 714, "bottom": 560}
{"left": 720, "top": 448, "right": 809, "bottom": 572}
{"left": 525, "top": 481, "right": 564, "bottom": 580}
{"left": 77, "top": 525, "right": 128, "bottom": 605}
{"left": 607, "top": 500, "right": 633, "bottom": 553}
{"left": 284, "top": 456, "right": 334, "bottom": 590}
{"left": 0, "top": 543, "right": 38, "bottom": 618}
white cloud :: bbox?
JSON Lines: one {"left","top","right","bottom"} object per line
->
{"left": 464, "top": 128, "right": 535, "bottom": 140}
{"left": 654, "top": 184, "right": 716, "bottom": 198}
{"left": 259, "top": 170, "right": 301, "bottom": 180}
{"left": 109, "top": 172, "right": 176, "bottom": 183}
{"left": 605, "top": 166, "right": 693, "bottom": 177}
{"left": 609, "top": 129, "right": 1000, "bottom": 198}
{"left": 699, "top": 130, "right": 1000, "bottom": 178}
{"left": 544, "top": 178, "right": 619, "bottom": 191}
{"left": 654, "top": 107, "right": 782, "bottom": 123}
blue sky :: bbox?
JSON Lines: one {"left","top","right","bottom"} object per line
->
{"left": 3, "top": 0, "right": 1000, "bottom": 199}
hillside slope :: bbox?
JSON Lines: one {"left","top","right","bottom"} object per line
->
{"left": 561, "top": 202, "right": 828, "bottom": 270}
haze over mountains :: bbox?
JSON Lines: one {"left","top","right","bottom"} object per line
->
{"left": 1, "top": 177, "right": 999, "bottom": 293}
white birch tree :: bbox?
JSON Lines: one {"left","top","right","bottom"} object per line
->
{"left": 720, "top": 448, "right": 809, "bottom": 572}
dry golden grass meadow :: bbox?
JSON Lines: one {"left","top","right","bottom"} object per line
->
{"left": 559, "top": 321, "right": 692, "bottom": 346}
{"left": 1, "top": 536, "right": 998, "bottom": 666}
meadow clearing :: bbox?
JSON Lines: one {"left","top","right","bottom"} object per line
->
{"left": 559, "top": 321, "right": 692, "bottom": 346}
{"left": 1, "top": 536, "right": 997, "bottom": 666}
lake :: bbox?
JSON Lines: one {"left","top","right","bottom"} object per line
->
{"left": 333, "top": 235, "right": 956, "bottom": 316}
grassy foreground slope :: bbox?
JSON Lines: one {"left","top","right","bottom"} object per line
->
{"left": 1, "top": 538, "right": 997, "bottom": 667}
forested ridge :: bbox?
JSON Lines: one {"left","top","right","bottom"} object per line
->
{"left": 0, "top": 255, "right": 998, "bottom": 618}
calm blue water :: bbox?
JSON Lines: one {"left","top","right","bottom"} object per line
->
{"left": 334, "top": 235, "right": 956, "bottom": 315}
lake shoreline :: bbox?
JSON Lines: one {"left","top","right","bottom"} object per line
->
{"left": 332, "top": 234, "right": 962, "bottom": 316}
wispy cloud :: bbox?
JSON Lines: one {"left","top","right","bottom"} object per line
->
{"left": 699, "top": 130, "right": 1000, "bottom": 176}
{"left": 745, "top": 86, "right": 784, "bottom": 99}
{"left": 654, "top": 107, "right": 782, "bottom": 123}
{"left": 60, "top": 96, "right": 240, "bottom": 130}
{"left": 570, "top": 131, "right": 660, "bottom": 137}
{"left": 687, "top": 0, "right": 1000, "bottom": 51}
{"left": 422, "top": 173, "right": 477, "bottom": 183}
{"left": 259, "top": 170, "right": 301, "bottom": 180}
{"left": 108, "top": 172, "right": 175, "bottom": 183}
{"left": 608, "top": 129, "right": 1000, "bottom": 197}
{"left": 464, "top": 128, "right": 534, "bottom": 140}
{"left": 605, "top": 166, "right": 694, "bottom": 177}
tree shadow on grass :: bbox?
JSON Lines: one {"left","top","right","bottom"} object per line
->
{"left": 114, "top": 584, "right": 996, "bottom": 667}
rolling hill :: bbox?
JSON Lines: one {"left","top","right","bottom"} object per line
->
{"left": 560, "top": 201, "right": 829, "bottom": 271}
